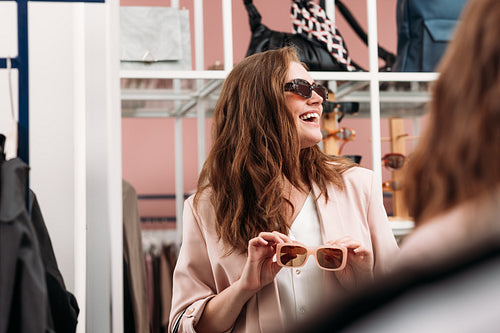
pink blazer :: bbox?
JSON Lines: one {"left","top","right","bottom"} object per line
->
{"left": 168, "top": 166, "right": 399, "bottom": 333}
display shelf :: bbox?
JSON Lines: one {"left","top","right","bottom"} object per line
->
{"left": 119, "top": 0, "right": 437, "bottom": 239}
{"left": 120, "top": 69, "right": 438, "bottom": 82}
{"left": 120, "top": 76, "right": 432, "bottom": 119}
{"left": 389, "top": 217, "right": 415, "bottom": 238}
{"left": 121, "top": 69, "right": 229, "bottom": 80}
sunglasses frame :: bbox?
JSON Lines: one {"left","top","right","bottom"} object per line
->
{"left": 321, "top": 127, "right": 356, "bottom": 155}
{"left": 381, "top": 153, "right": 406, "bottom": 170}
{"left": 284, "top": 78, "right": 329, "bottom": 101}
{"left": 321, "top": 127, "right": 356, "bottom": 141}
{"left": 276, "top": 242, "right": 347, "bottom": 271}
{"left": 382, "top": 179, "right": 404, "bottom": 192}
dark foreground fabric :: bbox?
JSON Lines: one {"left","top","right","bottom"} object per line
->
{"left": 0, "top": 158, "right": 78, "bottom": 333}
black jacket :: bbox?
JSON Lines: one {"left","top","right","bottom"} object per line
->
{"left": 0, "top": 158, "right": 79, "bottom": 333}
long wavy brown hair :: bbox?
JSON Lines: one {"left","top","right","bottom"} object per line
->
{"left": 195, "top": 47, "right": 355, "bottom": 253}
{"left": 404, "top": 0, "right": 500, "bottom": 224}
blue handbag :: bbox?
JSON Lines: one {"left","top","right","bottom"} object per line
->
{"left": 393, "top": 0, "right": 469, "bottom": 72}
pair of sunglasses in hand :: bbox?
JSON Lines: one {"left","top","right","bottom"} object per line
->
{"left": 276, "top": 243, "right": 347, "bottom": 271}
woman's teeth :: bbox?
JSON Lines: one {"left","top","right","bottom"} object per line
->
{"left": 299, "top": 113, "right": 319, "bottom": 121}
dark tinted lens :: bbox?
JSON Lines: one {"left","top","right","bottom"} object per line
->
{"left": 312, "top": 84, "right": 328, "bottom": 100}
{"left": 383, "top": 154, "right": 405, "bottom": 169}
{"left": 279, "top": 245, "right": 308, "bottom": 267}
{"left": 295, "top": 80, "right": 313, "bottom": 99}
{"left": 316, "top": 248, "right": 344, "bottom": 269}
{"left": 335, "top": 128, "right": 353, "bottom": 140}
{"left": 287, "top": 79, "right": 328, "bottom": 101}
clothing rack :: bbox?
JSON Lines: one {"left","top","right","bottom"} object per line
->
{"left": 137, "top": 193, "right": 190, "bottom": 224}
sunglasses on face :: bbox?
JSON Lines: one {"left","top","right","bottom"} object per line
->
{"left": 382, "top": 153, "right": 406, "bottom": 170}
{"left": 284, "top": 79, "right": 329, "bottom": 101}
{"left": 276, "top": 243, "right": 347, "bottom": 271}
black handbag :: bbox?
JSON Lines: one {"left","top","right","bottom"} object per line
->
{"left": 244, "top": 0, "right": 396, "bottom": 72}
{"left": 244, "top": 0, "right": 361, "bottom": 71}
{"left": 393, "top": 0, "right": 469, "bottom": 72}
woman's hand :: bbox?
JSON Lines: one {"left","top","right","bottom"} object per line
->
{"left": 196, "top": 231, "right": 292, "bottom": 333}
{"left": 326, "top": 236, "right": 374, "bottom": 290}
{"left": 239, "top": 231, "right": 292, "bottom": 292}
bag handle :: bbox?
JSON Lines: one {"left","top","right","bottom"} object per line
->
{"left": 327, "top": 0, "right": 396, "bottom": 70}
{"left": 243, "top": 0, "right": 263, "bottom": 33}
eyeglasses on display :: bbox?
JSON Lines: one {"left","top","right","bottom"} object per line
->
{"left": 321, "top": 127, "right": 356, "bottom": 141}
{"left": 382, "top": 153, "right": 406, "bottom": 170}
{"left": 321, "top": 127, "right": 356, "bottom": 155}
{"left": 276, "top": 243, "right": 347, "bottom": 271}
{"left": 382, "top": 180, "right": 404, "bottom": 192}
{"left": 284, "top": 78, "right": 329, "bottom": 101}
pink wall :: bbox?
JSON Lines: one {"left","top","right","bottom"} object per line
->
{"left": 119, "top": 0, "right": 398, "bottom": 69}
{"left": 121, "top": 0, "right": 421, "bottom": 221}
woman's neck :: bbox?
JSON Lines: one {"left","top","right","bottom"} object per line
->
{"left": 282, "top": 178, "right": 311, "bottom": 227}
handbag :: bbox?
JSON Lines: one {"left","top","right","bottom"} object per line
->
{"left": 392, "top": 0, "right": 469, "bottom": 72}
{"left": 244, "top": 0, "right": 396, "bottom": 72}
{"left": 244, "top": 0, "right": 361, "bottom": 71}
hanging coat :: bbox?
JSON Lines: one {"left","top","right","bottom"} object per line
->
{"left": 0, "top": 157, "right": 79, "bottom": 333}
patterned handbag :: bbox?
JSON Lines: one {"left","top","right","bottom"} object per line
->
{"left": 290, "top": 0, "right": 357, "bottom": 71}
{"left": 244, "top": 0, "right": 361, "bottom": 71}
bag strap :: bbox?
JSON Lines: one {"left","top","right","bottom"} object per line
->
{"left": 328, "top": 0, "right": 396, "bottom": 70}
{"left": 291, "top": 0, "right": 357, "bottom": 71}
{"left": 243, "top": 0, "right": 263, "bottom": 33}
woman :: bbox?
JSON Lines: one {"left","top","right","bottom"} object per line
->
{"left": 169, "top": 47, "right": 398, "bottom": 333}
{"left": 396, "top": 0, "right": 500, "bottom": 271}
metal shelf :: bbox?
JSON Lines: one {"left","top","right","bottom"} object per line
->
{"left": 120, "top": 75, "right": 431, "bottom": 119}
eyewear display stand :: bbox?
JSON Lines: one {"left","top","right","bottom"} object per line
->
{"left": 321, "top": 92, "right": 340, "bottom": 156}
{"left": 388, "top": 117, "right": 409, "bottom": 218}
{"left": 386, "top": 116, "right": 415, "bottom": 239}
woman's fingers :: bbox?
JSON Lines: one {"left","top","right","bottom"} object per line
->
{"left": 242, "top": 231, "right": 293, "bottom": 291}
{"left": 325, "top": 236, "right": 373, "bottom": 262}
{"left": 327, "top": 236, "right": 362, "bottom": 250}
{"left": 252, "top": 231, "right": 293, "bottom": 246}
{"left": 352, "top": 245, "right": 370, "bottom": 255}
{"left": 249, "top": 236, "right": 269, "bottom": 247}
{"left": 248, "top": 232, "right": 293, "bottom": 261}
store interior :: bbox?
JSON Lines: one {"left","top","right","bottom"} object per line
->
{"left": 0, "top": 0, "right": 448, "bottom": 332}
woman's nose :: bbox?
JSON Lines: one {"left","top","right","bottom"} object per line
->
{"left": 309, "top": 90, "right": 324, "bottom": 103}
